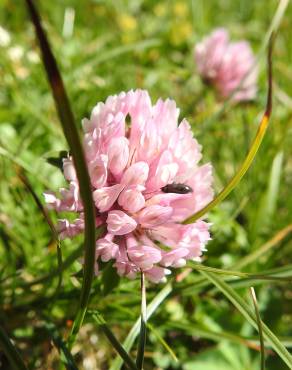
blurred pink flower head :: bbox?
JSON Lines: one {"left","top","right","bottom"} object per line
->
{"left": 44, "top": 90, "right": 213, "bottom": 283}
{"left": 195, "top": 28, "right": 258, "bottom": 102}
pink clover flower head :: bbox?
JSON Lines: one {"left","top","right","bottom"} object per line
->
{"left": 44, "top": 90, "right": 213, "bottom": 283}
{"left": 195, "top": 28, "right": 258, "bottom": 102}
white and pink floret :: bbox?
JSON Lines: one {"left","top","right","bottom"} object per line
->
{"left": 44, "top": 90, "right": 213, "bottom": 283}
{"left": 195, "top": 28, "right": 258, "bottom": 102}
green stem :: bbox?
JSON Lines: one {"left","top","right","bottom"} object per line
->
{"left": 110, "top": 282, "right": 172, "bottom": 370}
{"left": 24, "top": 0, "right": 97, "bottom": 345}
{"left": 184, "top": 38, "right": 273, "bottom": 224}
{"left": 136, "top": 272, "right": 147, "bottom": 369}
{"left": 250, "top": 288, "right": 265, "bottom": 370}
{"left": 0, "top": 326, "right": 28, "bottom": 370}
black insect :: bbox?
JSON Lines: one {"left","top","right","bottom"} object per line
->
{"left": 161, "top": 183, "right": 193, "bottom": 194}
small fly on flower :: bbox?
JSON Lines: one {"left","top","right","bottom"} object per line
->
{"left": 161, "top": 183, "right": 193, "bottom": 194}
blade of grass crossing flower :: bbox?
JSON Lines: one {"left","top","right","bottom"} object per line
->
{"left": 24, "top": 0, "right": 97, "bottom": 345}
{"left": 200, "top": 271, "right": 292, "bottom": 368}
{"left": 136, "top": 273, "right": 147, "bottom": 369}
{"left": 90, "top": 312, "right": 138, "bottom": 370}
{"left": 184, "top": 37, "right": 273, "bottom": 224}
{"left": 0, "top": 326, "right": 28, "bottom": 370}
{"left": 110, "top": 282, "right": 172, "bottom": 370}
{"left": 250, "top": 288, "right": 265, "bottom": 370}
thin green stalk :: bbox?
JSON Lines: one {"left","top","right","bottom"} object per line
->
{"left": 250, "top": 288, "right": 265, "bottom": 370}
{"left": 24, "top": 0, "right": 97, "bottom": 344}
{"left": 136, "top": 272, "right": 147, "bottom": 369}
{"left": 0, "top": 326, "right": 28, "bottom": 370}
{"left": 91, "top": 312, "right": 138, "bottom": 370}
{"left": 184, "top": 38, "right": 273, "bottom": 224}
{"left": 110, "top": 282, "right": 172, "bottom": 370}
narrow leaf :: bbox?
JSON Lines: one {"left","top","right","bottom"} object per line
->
{"left": 0, "top": 325, "right": 28, "bottom": 370}
{"left": 200, "top": 271, "right": 292, "bottom": 368}
{"left": 250, "top": 288, "right": 265, "bottom": 370}
{"left": 45, "top": 322, "right": 78, "bottom": 370}
{"left": 110, "top": 282, "right": 172, "bottom": 370}
{"left": 90, "top": 312, "right": 138, "bottom": 370}
{"left": 24, "top": 0, "right": 97, "bottom": 343}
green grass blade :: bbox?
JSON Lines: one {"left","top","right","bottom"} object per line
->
{"left": 90, "top": 312, "right": 138, "bottom": 370}
{"left": 110, "top": 282, "right": 172, "bottom": 370}
{"left": 44, "top": 322, "right": 78, "bottom": 370}
{"left": 251, "top": 151, "right": 284, "bottom": 237}
{"left": 188, "top": 261, "right": 292, "bottom": 282}
{"left": 147, "top": 323, "right": 178, "bottom": 362}
{"left": 250, "top": 288, "right": 265, "bottom": 370}
{"left": 136, "top": 273, "right": 147, "bottom": 370}
{"left": 0, "top": 325, "right": 28, "bottom": 370}
{"left": 200, "top": 271, "right": 292, "bottom": 368}
{"left": 24, "top": 0, "right": 97, "bottom": 342}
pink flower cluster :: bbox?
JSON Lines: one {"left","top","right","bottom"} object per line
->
{"left": 195, "top": 28, "right": 258, "bottom": 102}
{"left": 44, "top": 90, "right": 213, "bottom": 283}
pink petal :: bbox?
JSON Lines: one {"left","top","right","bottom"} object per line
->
{"left": 128, "top": 245, "right": 162, "bottom": 270}
{"left": 144, "top": 266, "right": 171, "bottom": 283}
{"left": 93, "top": 184, "right": 124, "bottom": 212}
{"left": 121, "top": 161, "right": 149, "bottom": 187}
{"left": 107, "top": 137, "right": 129, "bottom": 175}
{"left": 88, "top": 154, "right": 108, "bottom": 189}
{"left": 43, "top": 191, "right": 60, "bottom": 210}
{"left": 107, "top": 210, "right": 137, "bottom": 235}
{"left": 118, "top": 187, "right": 145, "bottom": 213}
{"left": 138, "top": 205, "right": 173, "bottom": 228}
{"left": 62, "top": 157, "right": 76, "bottom": 182}
{"left": 161, "top": 248, "right": 189, "bottom": 267}
{"left": 146, "top": 150, "right": 178, "bottom": 191}
{"left": 96, "top": 235, "right": 119, "bottom": 262}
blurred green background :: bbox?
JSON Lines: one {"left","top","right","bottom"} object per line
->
{"left": 0, "top": 0, "right": 292, "bottom": 369}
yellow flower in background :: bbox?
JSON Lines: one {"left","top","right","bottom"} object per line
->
{"left": 118, "top": 14, "right": 137, "bottom": 32}
{"left": 173, "top": 1, "right": 189, "bottom": 18}
{"left": 170, "top": 21, "right": 193, "bottom": 45}
{"left": 118, "top": 13, "right": 137, "bottom": 44}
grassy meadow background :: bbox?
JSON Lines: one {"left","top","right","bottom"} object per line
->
{"left": 0, "top": 0, "right": 292, "bottom": 369}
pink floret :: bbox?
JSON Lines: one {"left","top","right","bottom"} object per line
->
{"left": 44, "top": 90, "right": 213, "bottom": 282}
{"left": 195, "top": 28, "right": 258, "bottom": 102}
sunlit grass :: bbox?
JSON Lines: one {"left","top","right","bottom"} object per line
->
{"left": 0, "top": 0, "right": 292, "bottom": 369}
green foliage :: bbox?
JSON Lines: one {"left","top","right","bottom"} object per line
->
{"left": 0, "top": 0, "right": 292, "bottom": 369}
